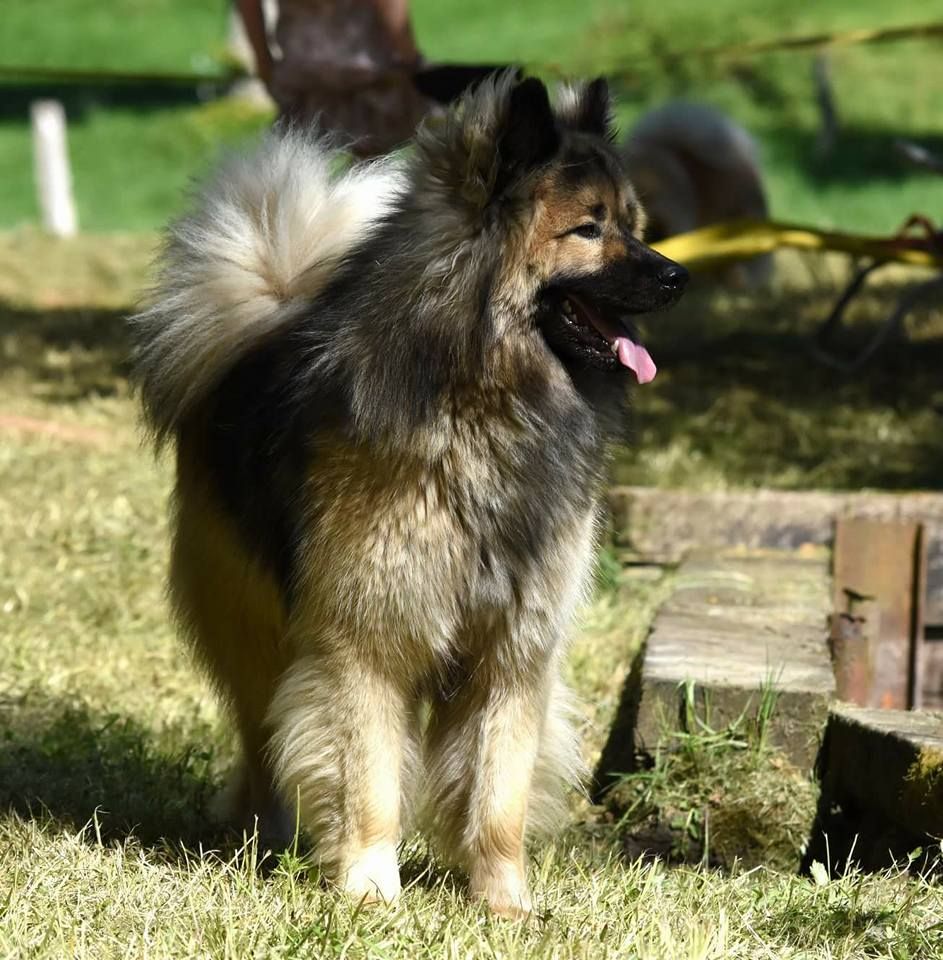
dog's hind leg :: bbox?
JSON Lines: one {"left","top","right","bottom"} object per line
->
{"left": 215, "top": 717, "right": 296, "bottom": 854}
{"left": 527, "top": 671, "right": 585, "bottom": 836}
{"left": 169, "top": 468, "right": 294, "bottom": 850}
{"left": 266, "top": 650, "right": 414, "bottom": 903}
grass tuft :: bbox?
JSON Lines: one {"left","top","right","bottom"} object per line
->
{"left": 603, "top": 682, "right": 818, "bottom": 874}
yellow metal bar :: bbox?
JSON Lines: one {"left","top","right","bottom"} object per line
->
{"left": 652, "top": 219, "right": 943, "bottom": 270}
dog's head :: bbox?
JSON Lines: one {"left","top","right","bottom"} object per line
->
{"left": 415, "top": 74, "right": 687, "bottom": 383}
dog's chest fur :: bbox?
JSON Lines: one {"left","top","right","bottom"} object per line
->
{"left": 297, "top": 374, "right": 603, "bottom": 666}
{"left": 198, "top": 280, "right": 613, "bottom": 669}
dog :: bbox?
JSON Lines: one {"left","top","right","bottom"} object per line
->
{"left": 130, "top": 73, "right": 687, "bottom": 918}
{"left": 623, "top": 100, "right": 773, "bottom": 287}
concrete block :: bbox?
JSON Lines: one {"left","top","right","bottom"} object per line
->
{"left": 596, "top": 550, "right": 834, "bottom": 791}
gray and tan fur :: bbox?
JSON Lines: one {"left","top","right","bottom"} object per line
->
{"left": 131, "top": 72, "right": 686, "bottom": 917}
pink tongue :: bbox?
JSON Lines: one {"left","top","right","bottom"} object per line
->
{"left": 615, "top": 337, "right": 657, "bottom": 384}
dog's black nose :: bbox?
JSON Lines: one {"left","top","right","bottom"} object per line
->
{"left": 658, "top": 263, "right": 689, "bottom": 291}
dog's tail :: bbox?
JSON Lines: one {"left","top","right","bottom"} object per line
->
{"left": 130, "top": 129, "right": 404, "bottom": 444}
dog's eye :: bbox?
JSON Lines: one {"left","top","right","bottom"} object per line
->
{"left": 570, "top": 223, "right": 602, "bottom": 240}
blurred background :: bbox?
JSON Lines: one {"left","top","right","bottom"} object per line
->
{"left": 1, "top": 0, "right": 940, "bottom": 230}
{"left": 1, "top": 0, "right": 943, "bottom": 491}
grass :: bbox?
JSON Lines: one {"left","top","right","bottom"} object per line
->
{"left": 4, "top": 821, "right": 941, "bottom": 959}
{"left": 601, "top": 682, "right": 819, "bottom": 875}
{"left": 617, "top": 253, "right": 943, "bottom": 491}
{"left": 1, "top": 0, "right": 229, "bottom": 75}
{"left": 2, "top": 1, "right": 943, "bottom": 229}
{"left": 0, "top": 241, "right": 942, "bottom": 957}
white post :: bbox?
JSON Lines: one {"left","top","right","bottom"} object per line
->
{"left": 30, "top": 100, "right": 78, "bottom": 237}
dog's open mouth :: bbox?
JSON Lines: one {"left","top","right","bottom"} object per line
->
{"left": 555, "top": 293, "right": 657, "bottom": 383}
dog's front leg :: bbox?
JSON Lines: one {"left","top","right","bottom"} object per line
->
{"left": 267, "top": 650, "right": 411, "bottom": 903}
{"left": 463, "top": 681, "right": 543, "bottom": 919}
{"left": 426, "top": 644, "right": 558, "bottom": 919}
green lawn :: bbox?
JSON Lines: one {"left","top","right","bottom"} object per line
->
{"left": 1, "top": 0, "right": 228, "bottom": 74}
{"left": 1, "top": 1, "right": 942, "bottom": 229}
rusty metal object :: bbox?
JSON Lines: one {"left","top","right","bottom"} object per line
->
{"left": 911, "top": 525, "right": 929, "bottom": 709}
{"left": 832, "top": 518, "right": 926, "bottom": 709}
{"left": 828, "top": 606, "right": 876, "bottom": 706}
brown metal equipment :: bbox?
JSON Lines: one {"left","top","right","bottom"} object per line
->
{"left": 828, "top": 604, "right": 875, "bottom": 706}
{"left": 831, "top": 518, "right": 932, "bottom": 709}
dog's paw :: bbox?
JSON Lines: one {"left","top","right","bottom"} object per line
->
{"left": 341, "top": 843, "right": 402, "bottom": 904}
{"left": 486, "top": 896, "right": 533, "bottom": 921}
{"left": 469, "top": 861, "right": 533, "bottom": 920}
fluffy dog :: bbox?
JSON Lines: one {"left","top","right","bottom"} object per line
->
{"left": 131, "top": 73, "right": 687, "bottom": 917}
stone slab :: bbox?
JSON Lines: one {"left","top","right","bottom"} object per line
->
{"left": 804, "top": 703, "right": 943, "bottom": 871}
{"left": 607, "top": 487, "right": 943, "bottom": 624}
{"left": 595, "top": 550, "right": 834, "bottom": 792}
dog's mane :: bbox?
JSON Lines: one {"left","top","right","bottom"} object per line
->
{"left": 302, "top": 74, "right": 629, "bottom": 449}
{"left": 131, "top": 72, "right": 631, "bottom": 602}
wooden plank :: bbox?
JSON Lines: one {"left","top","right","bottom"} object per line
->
{"left": 832, "top": 518, "right": 922, "bottom": 710}
{"left": 805, "top": 703, "right": 943, "bottom": 873}
{"left": 926, "top": 536, "right": 943, "bottom": 625}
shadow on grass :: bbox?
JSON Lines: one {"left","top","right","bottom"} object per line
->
{"left": 0, "top": 82, "right": 218, "bottom": 122}
{"left": 763, "top": 124, "right": 943, "bottom": 187}
{"left": 0, "top": 695, "right": 475, "bottom": 896}
{"left": 0, "top": 302, "right": 131, "bottom": 402}
{"left": 0, "top": 696, "right": 225, "bottom": 855}
{"left": 3, "top": 280, "right": 943, "bottom": 490}
{"left": 621, "top": 279, "right": 943, "bottom": 490}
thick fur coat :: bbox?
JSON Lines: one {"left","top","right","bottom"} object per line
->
{"left": 131, "top": 73, "right": 686, "bottom": 917}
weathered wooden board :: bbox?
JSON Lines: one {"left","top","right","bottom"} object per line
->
{"left": 923, "top": 641, "right": 943, "bottom": 710}
{"left": 804, "top": 703, "right": 943, "bottom": 872}
{"left": 607, "top": 487, "right": 943, "bottom": 624}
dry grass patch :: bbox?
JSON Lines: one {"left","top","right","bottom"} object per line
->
{"left": 0, "top": 237, "right": 941, "bottom": 958}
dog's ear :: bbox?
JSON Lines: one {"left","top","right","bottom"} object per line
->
{"left": 493, "top": 78, "right": 559, "bottom": 196}
{"left": 556, "top": 78, "right": 615, "bottom": 140}
{"left": 575, "top": 77, "right": 614, "bottom": 139}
